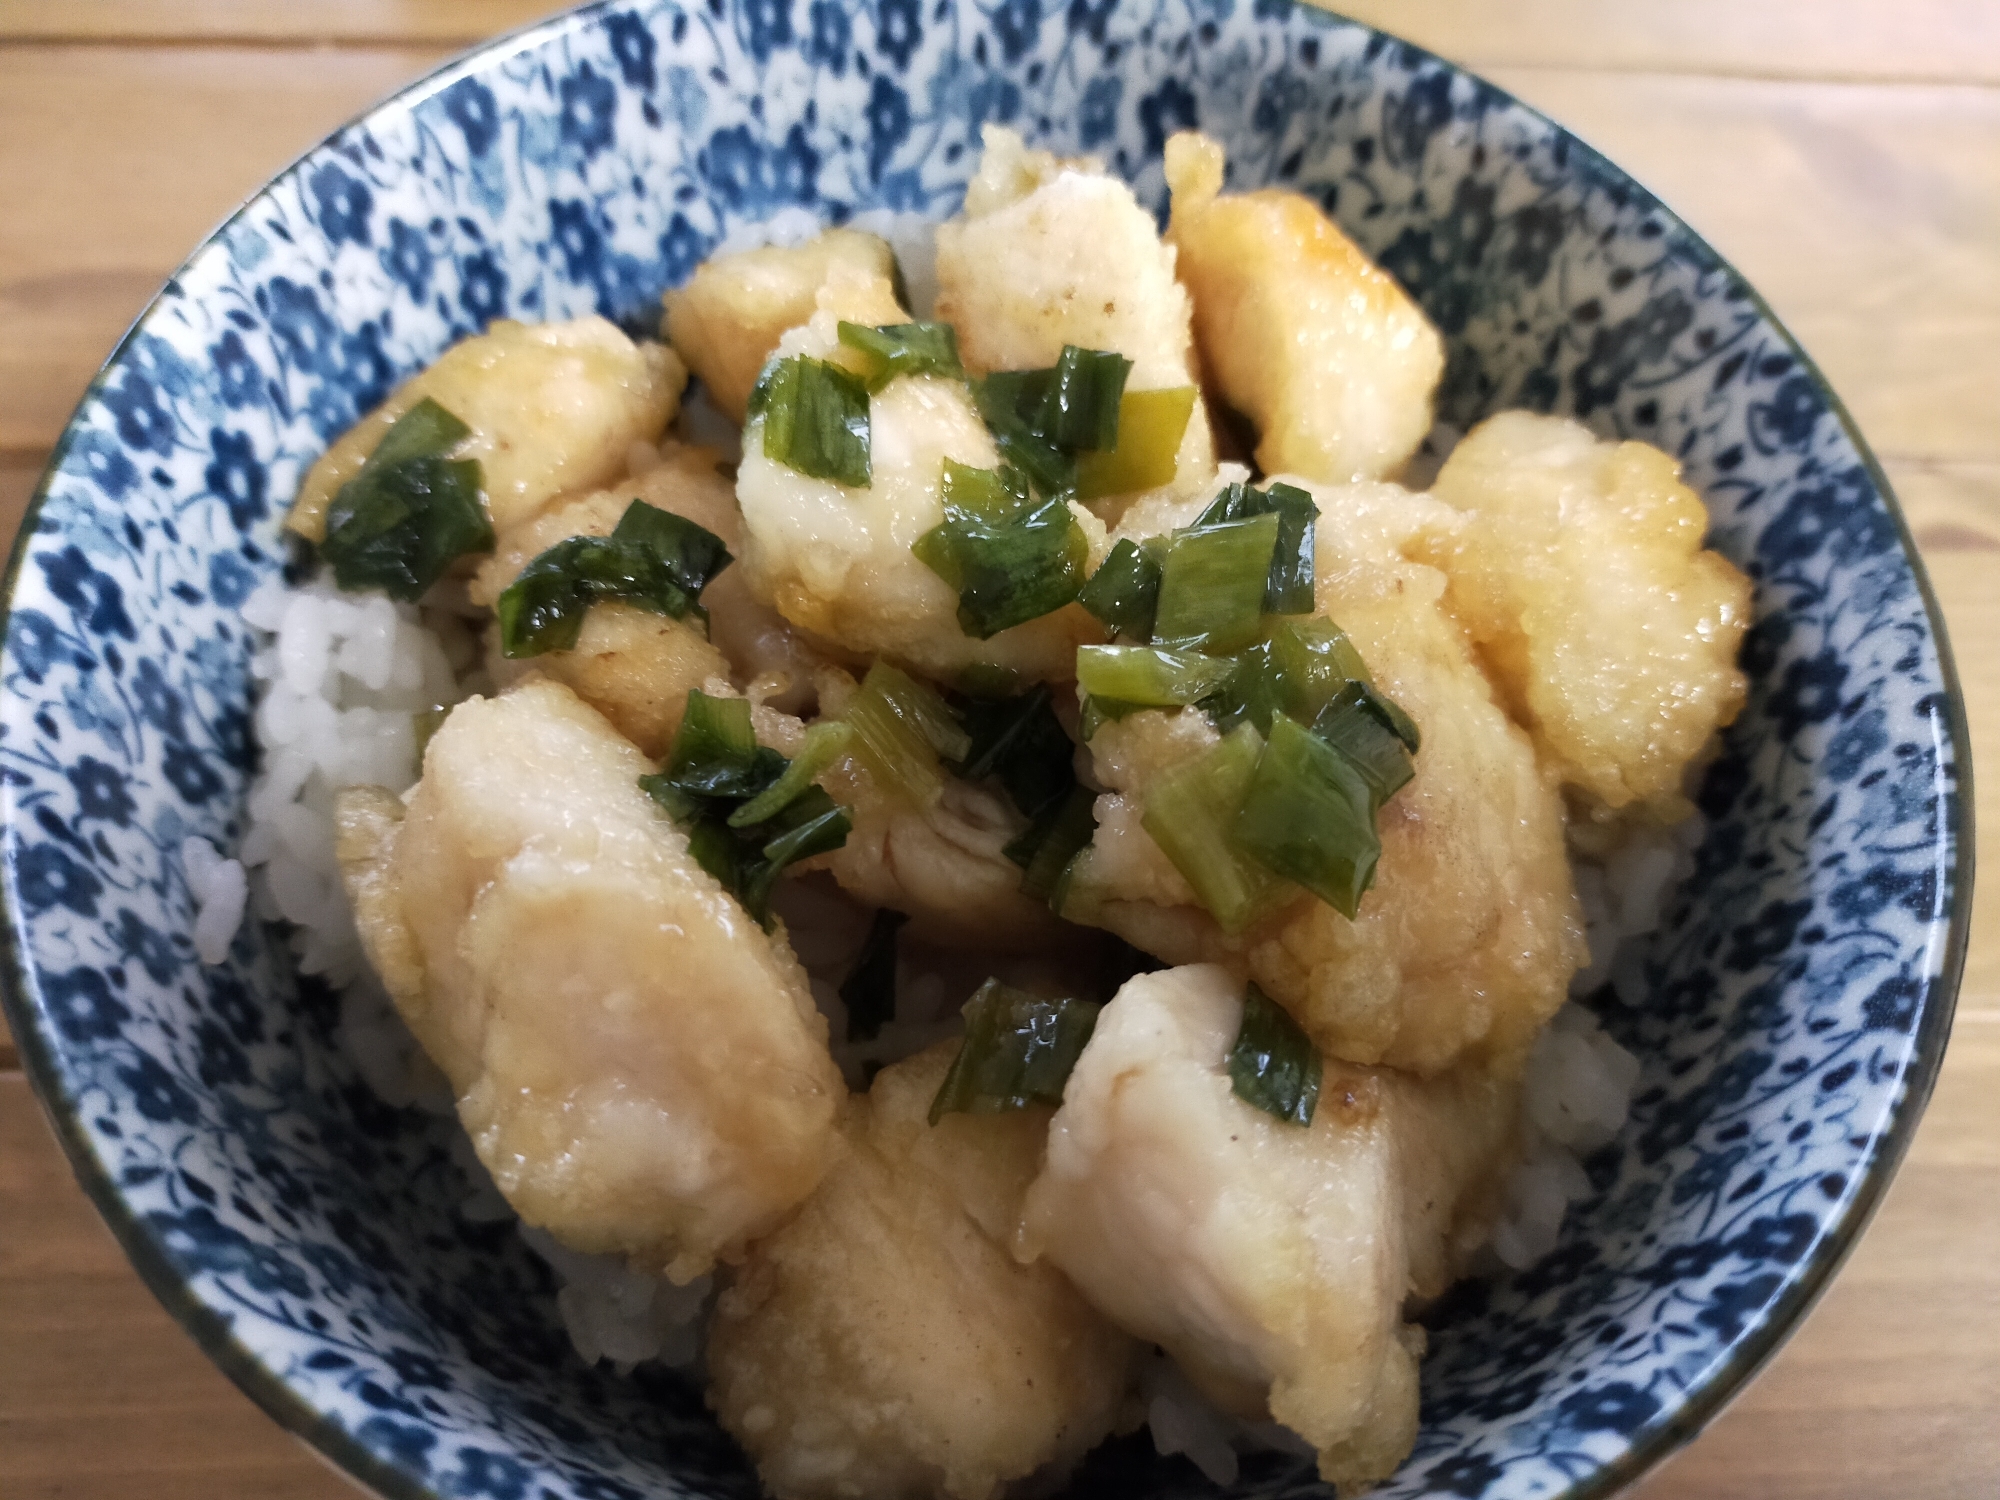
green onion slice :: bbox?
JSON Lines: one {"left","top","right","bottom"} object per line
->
{"left": 610, "top": 499, "right": 735, "bottom": 596}
{"left": 974, "top": 370, "right": 1074, "bottom": 497}
{"left": 321, "top": 398, "right": 493, "bottom": 601}
{"left": 914, "top": 462, "right": 1090, "bottom": 638}
{"left": 658, "top": 690, "right": 786, "bottom": 802}
{"left": 1076, "top": 537, "right": 1166, "bottom": 641}
{"left": 1228, "top": 983, "right": 1322, "bottom": 1126}
{"left": 1310, "top": 682, "right": 1416, "bottom": 804}
{"left": 750, "top": 355, "right": 871, "bottom": 486}
{"left": 1075, "top": 386, "right": 1198, "bottom": 500}
{"left": 1040, "top": 345, "right": 1131, "bottom": 453}
{"left": 842, "top": 662, "right": 970, "bottom": 806}
{"left": 953, "top": 683, "right": 1076, "bottom": 822}
{"left": 1152, "top": 512, "right": 1280, "bottom": 654}
{"left": 840, "top": 907, "right": 908, "bottom": 1043}
{"left": 1232, "top": 714, "right": 1380, "bottom": 919}
{"left": 1190, "top": 480, "right": 1317, "bottom": 615}
{"left": 729, "top": 720, "right": 855, "bottom": 827}
{"left": 1139, "top": 723, "right": 1291, "bottom": 933}
{"left": 1076, "top": 645, "right": 1237, "bottom": 708}
{"left": 927, "top": 980, "right": 1102, "bottom": 1124}
{"left": 1078, "top": 695, "right": 1150, "bottom": 742}
{"left": 835, "top": 321, "right": 966, "bottom": 391}
{"left": 1203, "top": 616, "right": 1369, "bottom": 736}
{"left": 1005, "top": 783, "right": 1098, "bottom": 902}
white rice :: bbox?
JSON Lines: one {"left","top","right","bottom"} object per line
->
{"left": 180, "top": 835, "right": 248, "bottom": 965}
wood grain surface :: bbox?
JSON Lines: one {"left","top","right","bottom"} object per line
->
{"left": 0, "top": 5, "right": 1992, "bottom": 1497}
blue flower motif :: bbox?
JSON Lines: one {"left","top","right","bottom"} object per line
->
{"left": 1728, "top": 1213, "right": 1817, "bottom": 1264}
{"left": 1861, "top": 974, "right": 1922, "bottom": 1031}
{"left": 204, "top": 428, "right": 268, "bottom": 531}
{"left": 658, "top": 213, "right": 714, "bottom": 288}
{"left": 44, "top": 965, "right": 130, "bottom": 1042}
{"left": 309, "top": 162, "right": 375, "bottom": 248}
{"left": 742, "top": 0, "right": 795, "bottom": 60}
{"left": 605, "top": 10, "right": 658, "bottom": 89}
{"left": 459, "top": 250, "right": 509, "bottom": 324}
{"left": 36, "top": 546, "right": 136, "bottom": 640}
{"left": 1383, "top": 70, "right": 1453, "bottom": 167}
{"left": 1754, "top": 372, "right": 1825, "bottom": 449}
{"left": 444, "top": 1447, "right": 531, "bottom": 1500}
{"left": 196, "top": 1018, "right": 251, "bottom": 1086}
{"left": 72, "top": 428, "right": 141, "bottom": 500}
{"left": 266, "top": 277, "right": 339, "bottom": 376}
{"left": 1559, "top": 1380, "right": 1661, "bottom": 1434}
{"left": 993, "top": 0, "right": 1042, "bottom": 62}
{"left": 354, "top": 1417, "right": 439, "bottom": 1475}
{"left": 1066, "top": 0, "right": 1116, "bottom": 44}
{"left": 102, "top": 371, "right": 175, "bottom": 457}
{"left": 1697, "top": 1272, "right": 1784, "bottom": 1342}
{"left": 210, "top": 329, "right": 265, "bottom": 410}
{"left": 1504, "top": 201, "right": 1569, "bottom": 288}
{"left": 1573, "top": 290, "right": 1695, "bottom": 417}
{"left": 151, "top": 1205, "right": 312, "bottom": 1289}
{"left": 208, "top": 550, "right": 259, "bottom": 609}
{"left": 443, "top": 77, "right": 501, "bottom": 156}
{"left": 9, "top": 608, "right": 73, "bottom": 685}
{"left": 1138, "top": 76, "right": 1198, "bottom": 158}
{"left": 807, "top": 1, "right": 851, "bottom": 73}
{"left": 1726, "top": 898, "right": 1812, "bottom": 971}
{"left": 867, "top": 75, "right": 911, "bottom": 180}
{"left": 1253, "top": 70, "right": 1308, "bottom": 135}
{"left": 380, "top": 218, "right": 435, "bottom": 302}
{"left": 1079, "top": 75, "right": 1121, "bottom": 148}
{"left": 133, "top": 658, "right": 187, "bottom": 739}
{"left": 558, "top": 64, "right": 617, "bottom": 159}
{"left": 701, "top": 124, "right": 820, "bottom": 215}
{"left": 1767, "top": 646, "right": 1848, "bottom": 741}
{"left": 877, "top": 0, "right": 923, "bottom": 70}
{"left": 549, "top": 199, "right": 605, "bottom": 285}
{"left": 1761, "top": 465, "right": 1892, "bottom": 568}
{"left": 208, "top": 970, "right": 265, "bottom": 1045}
{"left": 121, "top": 1054, "right": 199, "bottom": 1124}
{"left": 1825, "top": 705, "right": 1887, "bottom": 782}
{"left": 66, "top": 756, "right": 135, "bottom": 826}
{"left": 115, "top": 907, "right": 179, "bottom": 985}
{"left": 163, "top": 742, "right": 223, "bottom": 805}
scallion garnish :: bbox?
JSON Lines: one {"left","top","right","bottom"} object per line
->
{"left": 1309, "top": 682, "right": 1415, "bottom": 804}
{"left": 1076, "top": 644, "right": 1237, "bottom": 708}
{"left": 1077, "top": 695, "right": 1148, "bottom": 742}
{"left": 750, "top": 355, "right": 871, "bottom": 486}
{"left": 927, "top": 980, "right": 1101, "bottom": 1124}
{"left": 610, "top": 498, "right": 735, "bottom": 594}
{"left": 1203, "top": 617, "right": 1369, "bottom": 736}
{"left": 1075, "top": 387, "right": 1198, "bottom": 500}
{"left": 974, "top": 370, "right": 1075, "bottom": 497}
{"left": 842, "top": 662, "right": 970, "bottom": 807}
{"left": 1190, "top": 481, "right": 1318, "bottom": 615}
{"left": 970, "top": 344, "right": 1137, "bottom": 498}
{"left": 836, "top": 320, "right": 966, "bottom": 391}
{"left": 1076, "top": 537, "right": 1165, "bottom": 640}
{"left": 953, "top": 683, "right": 1076, "bottom": 824}
{"left": 913, "top": 461, "right": 1090, "bottom": 638}
{"left": 729, "top": 720, "right": 855, "bottom": 827}
{"left": 1005, "top": 782, "right": 1098, "bottom": 901}
{"left": 1040, "top": 345, "right": 1131, "bottom": 453}
{"left": 1139, "top": 723, "right": 1291, "bottom": 933}
{"left": 1231, "top": 714, "right": 1380, "bottom": 919}
{"left": 1151, "top": 512, "right": 1281, "bottom": 654}
{"left": 640, "top": 690, "right": 853, "bottom": 928}
{"left": 840, "top": 906, "right": 908, "bottom": 1043}
{"left": 320, "top": 398, "right": 493, "bottom": 601}
{"left": 1228, "top": 983, "right": 1322, "bottom": 1126}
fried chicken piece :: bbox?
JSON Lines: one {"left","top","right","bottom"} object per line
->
{"left": 663, "top": 228, "right": 897, "bottom": 423}
{"left": 1422, "top": 411, "right": 1753, "bottom": 817}
{"left": 708, "top": 1041, "right": 1136, "bottom": 1500}
{"left": 1018, "top": 965, "right": 1516, "bottom": 1490}
{"left": 735, "top": 264, "right": 1107, "bottom": 683}
{"left": 1165, "top": 131, "right": 1443, "bottom": 485}
{"left": 933, "top": 126, "right": 1217, "bottom": 522}
{"left": 290, "top": 316, "right": 684, "bottom": 541}
{"left": 1067, "top": 478, "right": 1584, "bottom": 1075}
{"left": 333, "top": 678, "right": 841, "bottom": 1282}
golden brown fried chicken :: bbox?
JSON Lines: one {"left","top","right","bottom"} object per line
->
{"left": 1164, "top": 132, "right": 1443, "bottom": 485}
{"left": 708, "top": 1041, "right": 1136, "bottom": 1500}
{"left": 334, "top": 677, "right": 842, "bottom": 1282}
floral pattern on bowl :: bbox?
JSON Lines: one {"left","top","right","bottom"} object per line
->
{"left": 0, "top": 1, "right": 1969, "bottom": 1498}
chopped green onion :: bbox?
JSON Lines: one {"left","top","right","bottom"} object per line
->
{"left": 1203, "top": 616, "right": 1369, "bottom": 736}
{"left": 1076, "top": 537, "right": 1165, "bottom": 640}
{"left": 974, "top": 370, "right": 1074, "bottom": 496}
{"left": 750, "top": 355, "right": 871, "bottom": 486}
{"left": 321, "top": 398, "right": 492, "bottom": 601}
{"left": 660, "top": 690, "right": 786, "bottom": 802}
{"left": 953, "top": 684, "right": 1076, "bottom": 822}
{"left": 1005, "top": 783, "right": 1098, "bottom": 901}
{"left": 1076, "top": 645, "right": 1237, "bottom": 708}
{"left": 1075, "top": 386, "right": 1198, "bottom": 499}
{"left": 1228, "top": 983, "right": 1321, "bottom": 1126}
{"left": 742, "top": 787, "right": 853, "bottom": 914}
{"left": 915, "top": 463, "right": 1089, "bottom": 638}
{"left": 729, "top": 720, "right": 855, "bottom": 827}
{"left": 1232, "top": 714, "right": 1380, "bottom": 919}
{"left": 1310, "top": 682, "right": 1416, "bottom": 804}
{"left": 1190, "top": 481, "right": 1317, "bottom": 615}
{"left": 836, "top": 321, "right": 966, "bottom": 391}
{"left": 495, "top": 499, "right": 732, "bottom": 659}
{"left": 1352, "top": 676, "right": 1421, "bottom": 753}
{"left": 1139, "top": 723, "right": 1291, "bottom": 933}
{"left": 842, "top": 662, "right": 969, "bottom": 806}
{"left": 1152, "top": 512, "right": 1280, "bottom": 654}
{"left": 840, "top": 907, "right": 908, "bottom": 1043}
{"left": 927, "top": 980, "right": 1102, "bottom": 1123}
{"left": 1078, "top": 695, "right": 1149, "bottom": 742}
{"left": 1039, "top": 345, "right": 1131, "bottom": 453}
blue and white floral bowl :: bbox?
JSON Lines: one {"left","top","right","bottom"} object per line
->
{"left": 0, "top": 2, "right": 1971, "bottom": 1497}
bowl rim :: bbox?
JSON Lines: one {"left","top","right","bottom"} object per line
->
{"left": 0, "top": 3, "right": 1974, "bottom": 1498}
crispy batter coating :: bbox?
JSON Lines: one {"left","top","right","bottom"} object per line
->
{"left": 333, "top": 678, "right": 841, "bottom": 1281}
{"left": 933, "top": 126, "right": 1216, "bottom": 522}
{"left": 1422, "top": 411, "right": 1753, "bottom": 816}
{"left": 1069, "top": 479, "right": 1584, "bottom": 1075}
{"left": 708, "top": 1042, "right": 1136, "bottom": 1500}
{"left": 663, "top": 229, "right": 897, "bottom": 423}
{"left": 289, "top": 316, "right": 683, "bottom": 541}
{"left": 1018, "top": 965, "right": 1516, "bottom": 1489}
{"left": 1164, "top": 132, "right": 1443, "bottom": 484}
{"left": 735, "top": 265, "right": 1107, "bottom": 683}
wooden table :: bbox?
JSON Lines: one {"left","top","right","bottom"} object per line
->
{"left": 1, "top": 3, "right": 1994, "bottom": 1496}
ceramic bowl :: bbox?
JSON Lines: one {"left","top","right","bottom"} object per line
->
{"left": 0, "top": 1, "right": 1971, "bottom": 1497}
